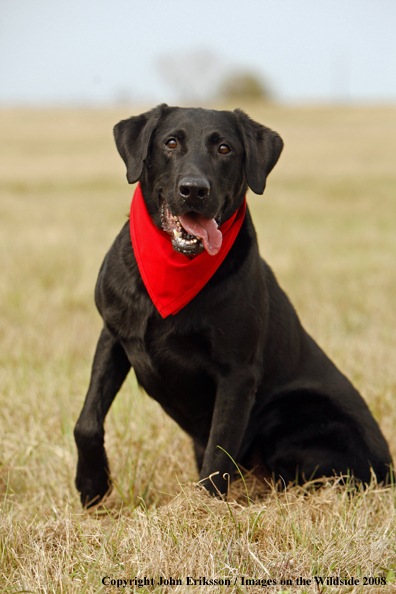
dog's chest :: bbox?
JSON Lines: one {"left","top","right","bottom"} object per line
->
{"left": 121, "top": 325, "right": 218, "bottom": 436}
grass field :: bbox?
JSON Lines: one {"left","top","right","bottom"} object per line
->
{"left": 0, "top": 104, "right": 396, "bottom": 593}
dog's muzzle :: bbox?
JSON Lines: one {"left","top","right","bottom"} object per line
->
{"left": 161, "top": 202, "right": 222, "bottom": 256}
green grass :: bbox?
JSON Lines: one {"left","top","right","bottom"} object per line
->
{"left": 0, "top": 104, "right": 395, "bottom": 593}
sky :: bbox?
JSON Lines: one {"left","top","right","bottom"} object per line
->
{"left": 1, "top": 0, "right": 396, "bottom": 106}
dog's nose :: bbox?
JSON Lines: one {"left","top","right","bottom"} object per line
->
{"left": 178, "top": 177, "right": 210, "bottom": 201}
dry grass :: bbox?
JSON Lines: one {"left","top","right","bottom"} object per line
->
{"left": 0, "top": 104, "right": 395, "bottom": 593}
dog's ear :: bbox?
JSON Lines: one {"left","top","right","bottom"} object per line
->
{"left": 113, "top": 104, "right": 169, "bottom": 183}
{"left": 233, "top": 109, "right": 283, "bottom": 195}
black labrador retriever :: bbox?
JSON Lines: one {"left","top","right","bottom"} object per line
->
{"left": 74, "top": 105, "right": 392, "bottom": 507}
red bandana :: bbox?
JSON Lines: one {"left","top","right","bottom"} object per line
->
{"left": 130, "top": 183, "right": 246, "bottom": 318}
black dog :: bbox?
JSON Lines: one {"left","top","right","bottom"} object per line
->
{"left": 74, "top": 105, "right": 392, "bottom": 507}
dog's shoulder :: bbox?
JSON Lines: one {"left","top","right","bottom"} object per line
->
{"left": 94, "top": 221, "right": 155, "bottom": 335}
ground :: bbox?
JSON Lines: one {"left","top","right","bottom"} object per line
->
{"left": 0, "top": 104, "right": 395, "bottom": 593}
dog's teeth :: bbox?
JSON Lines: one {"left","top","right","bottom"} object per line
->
{"left": 174, "top": 230, "right": 182, "bottom": 238}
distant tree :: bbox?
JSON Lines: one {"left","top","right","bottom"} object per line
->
{"left": 114, "top": 87, "right": 133, "bottom": 105}
{"left": 156, "top": 50, "right": 274, "bottom": 104}
{"left": 156, "top": 49, "right": 223, "bottom": 104}
{"left": 218, "top": 71, "right": 272, "bottom": 101}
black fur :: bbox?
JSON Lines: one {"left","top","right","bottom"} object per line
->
{"left": 74, "top": 105, "right": 392, "bottom": 507}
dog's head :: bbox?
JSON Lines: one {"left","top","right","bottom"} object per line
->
{"left": 114, "top": 105, "right": 283, "bottom": 256}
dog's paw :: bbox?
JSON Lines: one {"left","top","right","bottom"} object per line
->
{"left": 78, "top": 476, "right": 112, "bottom": 508}
{"left": 75, "top": 459, "right": 112, "bottom": 508}
{"left": 198, "top": 474, "right": 229, "bottom": 498}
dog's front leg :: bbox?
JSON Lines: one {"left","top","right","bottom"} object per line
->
{"left": 199, "top": 370, "right": 256, "bottom": 496}
{"left": 74, "top": 325, "right": 131, "bottom": 507}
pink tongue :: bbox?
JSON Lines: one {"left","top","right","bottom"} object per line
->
{"left": 178, "top": 213, "right": 222, "bottom": 256}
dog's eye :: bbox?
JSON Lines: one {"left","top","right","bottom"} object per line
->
{"left": 218, "top": 144, "right": 230, "bottom": 154}
{"left": 166, "top": 138, "right": 177, "bottom": 149}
